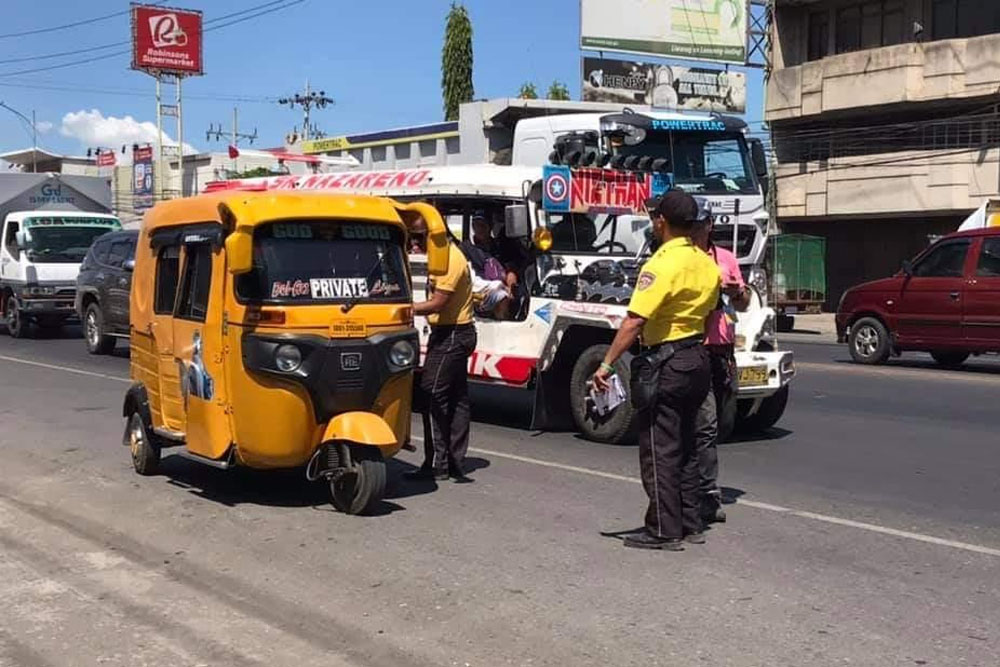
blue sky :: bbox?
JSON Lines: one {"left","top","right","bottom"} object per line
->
{"left": 0, "top": 0, "right": 764, "bottom": 158}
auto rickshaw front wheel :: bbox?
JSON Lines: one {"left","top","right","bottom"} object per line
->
{"left": 328, "top": 447, "right": 386, "bottom": 515}
{"left": 125, "top": 412, "right": 160, "bottom": 476}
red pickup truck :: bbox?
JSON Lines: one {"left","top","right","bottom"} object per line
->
{"left": 836, "top": 227, "right": 1000, "bottom": 366}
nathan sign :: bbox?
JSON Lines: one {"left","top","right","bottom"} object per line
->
{"left": 131, "top": 4, "right": 204, "bottom": 75}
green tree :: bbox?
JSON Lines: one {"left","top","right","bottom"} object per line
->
{"left": 232, "top": 166, "right": 273, "bottom": 179}
{"left": 517, "top": 82, "right": 539, "bottom": 100}
{"left": 547, "top": 81, "right": 571, "bottom": 101}
{"left": 441, "top": 3, "right": 474, "bottom": 121}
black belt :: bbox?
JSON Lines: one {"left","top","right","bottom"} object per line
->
{"left": 644, "top": 334, "right": 703, "bottom": 355}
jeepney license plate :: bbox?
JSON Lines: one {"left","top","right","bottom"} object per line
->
{"left": 738, "top": 365, "right": 769, "bottom": 387}
{"left": 330, "top": 320, "right": 367, "bottom": 338}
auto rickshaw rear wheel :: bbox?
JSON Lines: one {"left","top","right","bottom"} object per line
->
{"left": 328, "top": 447, "right": 386, "bottom": 515}
{"left": 125, "top": 412, "right": 160, "bottom": 476}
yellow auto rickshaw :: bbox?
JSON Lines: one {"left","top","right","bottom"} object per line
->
{"left": 122, "top": 190, "right": 449, "bottom": 514}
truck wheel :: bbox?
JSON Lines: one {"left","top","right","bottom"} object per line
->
{"left": 930, "top": 351, "right": 969, "bottom": 368}
{"left": 777, "top": 314, "right": 795, "bottom": 333}
{"left": 569, "top": 344, "right": 636, "bottom": 444}
{"left": 125, "top": 412, "right": 160, "bottom": 476}
{"left": 84, "top": 303, "right": 116, "bottom": 355}
{"left": 848, "top": 317, "right": 890, "bottom": 365}
{"left": 330, "top": 448, "right": 386, "bottom": 515}
{"left": 737, "top": 385, "right": 789, "bottom": 434}
{"left": 4, "top": 296, "right": 29, "bottom": 339}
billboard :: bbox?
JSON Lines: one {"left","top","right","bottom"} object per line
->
{"left": 580, "top": 0, "right": 748, "bottom": 65}
{"left": 132, "top": 146, "right": 154, "bottom": 210}
{"left": 582, "top": 57, "right": 746, "bottom": 113}
{"left": 131, "top": 4, "right": 204, "bottom": 75}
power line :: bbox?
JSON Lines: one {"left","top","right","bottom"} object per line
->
{"left": 0, "top": 0, "right": 307, "bottom": 78}
{"left": 0, "top": 78, "right": 277, "bottom": 104}
{"left": 0, "top": 1, "right": 165, "bottom": 39}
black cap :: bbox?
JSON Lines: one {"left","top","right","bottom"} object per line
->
{"left": 646, "top": 191, "right": 712, "bottom": 225}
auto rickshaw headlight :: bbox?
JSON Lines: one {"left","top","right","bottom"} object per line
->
{"left": 389, "top": 340, "right": 416, "bottom": 369}
{"left": 274, "top": 344, "right": 303, "bottom": 373}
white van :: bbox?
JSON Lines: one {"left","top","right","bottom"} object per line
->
{"left": 1, "top": 210, "right": 122, "bottom": 337}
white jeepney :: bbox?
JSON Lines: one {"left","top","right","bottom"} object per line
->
{"left": 207, "top": 163, "right": 794, "bottom": 443}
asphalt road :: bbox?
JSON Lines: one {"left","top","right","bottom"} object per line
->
{"left": 1, "top": 330, "right": 998, "bottom": 666}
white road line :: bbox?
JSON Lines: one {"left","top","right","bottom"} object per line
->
{"left": 0, "top": 355, "right": 131, "bottom": 384}
{"left": 412, "top": 436, "right": 1000, "bottom": 558}
{"left": 2, "top": 355, "right": 995, "bottom": 558}
{"left": 795, "top": 360, "right": 1000, "bottom": 384}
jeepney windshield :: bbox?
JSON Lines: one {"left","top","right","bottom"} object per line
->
{"left": 235, "top": 220, "right": 410, "bottom": 304}
{"left": 22, "top": 217, "right": 122, "bottom": 264}
{"left": 617, "top": 130, "right": 757, "bottom": 195}
{"left": 540, "top": 211, "right": 649, "bottom": 256}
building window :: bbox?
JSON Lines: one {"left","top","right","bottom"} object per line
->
{"left": 932, "top": 0, "right": 1000, "bottom": 40}
{"left": 393, "top": 143, "right": 411, "bottom": 161}
{"left": 807, "top": 11, "right": 829, "bottom": 61}
{"left": 833, "top": 1, "right": 906, "bottom": 55}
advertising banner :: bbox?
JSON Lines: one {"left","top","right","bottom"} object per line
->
{"left": 131, "top": 4, "right": 204, "bottom": 75}
{"left": 580, "top": 0, "right": 748, "bottom": 65}
{"left": 132, "top": 146, "right": 154, "bottom": 211}
{"left": 95, "top": 151, "right": 117, "bottom": 167}
{"left": 582, "top": 57, "right": 746, "bottom": 113}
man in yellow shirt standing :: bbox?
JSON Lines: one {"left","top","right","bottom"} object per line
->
{"left": 411, "top": 221, "right": 477, "bottom": 482}
{"left": 592, "top": 191, "right": 720, "bottom": 550}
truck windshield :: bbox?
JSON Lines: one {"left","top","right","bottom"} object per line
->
{"left": 236, "top": 220, "right": 410, "bottom": 304}
{"left": 618, "top": 131, "right": 757, "bottom": 195}
{"left": 24, "top": 226, "right": 119, "bottom": 264}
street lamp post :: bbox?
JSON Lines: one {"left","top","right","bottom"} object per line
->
{"left": 0, "top": 101, "right": 37, "bottom": 173}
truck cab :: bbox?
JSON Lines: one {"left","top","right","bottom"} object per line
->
{"left": 1, "top": 210, "right": 122, "bottom": 337}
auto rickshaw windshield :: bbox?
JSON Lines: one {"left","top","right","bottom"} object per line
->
{"left": 235, "top": 219, "right": 410, "bottom": 304}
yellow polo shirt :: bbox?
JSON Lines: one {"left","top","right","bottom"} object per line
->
{"left": 428, "top": 243, "right": 474, "bottom": 326}
{"left": 628, "top": 237, "right": 721, "bottom": 345}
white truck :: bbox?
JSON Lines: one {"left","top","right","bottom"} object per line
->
{"left": 206, "top": 159, "right": 793, "bottom": 442}
{"left": 0, "top": 175, "right": 122, "bottom": 337}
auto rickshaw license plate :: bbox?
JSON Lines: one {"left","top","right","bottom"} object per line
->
{"left": 330, "top": 320, "right": 367, "bottom": 338}
{"left": 738, "top": 365, "right": 769, "bottom": 387}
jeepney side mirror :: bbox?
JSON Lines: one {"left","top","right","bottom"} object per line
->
{"left": 505, "top": 204, "right": 530, "bottom": 239}
{"left": 225, "top": 231, "right": 254, "bottom": 275}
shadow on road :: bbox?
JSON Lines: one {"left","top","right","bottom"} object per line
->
{"left": 28, "top": 325, "right": 84, "bottom": 341}
{"left": 723, "top": 426, "right": 794, "bottom": 445}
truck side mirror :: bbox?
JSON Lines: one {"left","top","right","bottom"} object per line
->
{"left": 14, "top": 230, "right": 27, "bottom": 248}
{"left": 749, "top": 138, "right": 768, "bottom": 179}
{"left": 224, "top": 231, "right": 254, "bottom": 275}
{"left": 504, "top": 204, "right": 530, "bottom": 239}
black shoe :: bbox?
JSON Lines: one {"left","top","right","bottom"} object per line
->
{"left": 448, "top": 465, "right": 474, "bottom": 483}
{"left": 701, "top": 507, "right": 727, "bottom": 524}
{"left": 404, "top": 467, "right": 448, "bottom": 482}
{"left": 623, "top": 532, "right": 684, "bottom": 551}
{"left": 684, "top": 532, "right": 706, "bottom": 545}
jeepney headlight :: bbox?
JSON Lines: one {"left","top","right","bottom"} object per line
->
{"left": 389, "top": 339, "right": 416, "bottom": 369}
{"left": 748, "top": 267, "right": 768, "bottom": 300}
{"left": 274, "top": 344, "right": 302, "bottom": 373}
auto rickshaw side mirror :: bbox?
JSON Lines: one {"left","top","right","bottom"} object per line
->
{"left": 225, "top": 231, "right": 254, "bottom": 275}
{"left": 393, "top": 201, "right": 450, "bottom": 277}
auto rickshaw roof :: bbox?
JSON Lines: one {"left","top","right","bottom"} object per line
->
{"left": 141, "top": 190, "right": 410, "bottom": 233}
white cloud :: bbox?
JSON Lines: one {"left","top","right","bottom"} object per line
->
{"left": 34, "top": 120, "right": 54, "bottom": 134}
{"left": 60, "top": 109, "right": 197, "bottom": 158}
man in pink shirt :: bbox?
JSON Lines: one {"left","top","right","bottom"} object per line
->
{"left": 692, "top": 215, "right": 750, "bottom": 524}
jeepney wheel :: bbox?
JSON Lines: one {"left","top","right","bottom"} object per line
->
{"left": 329, "top": 447, "right": 386, "bottom": 515}
{"left": 569, "top": 344, "right": 637, "bottom": 444}
{"left": 4, "top": 296, "right": 28, "bottom": 339}
{"left": 85, "top": 303, "right": 116, "bottom": 355}
{"left": 125, "top": 412, "right": 160, "bottom": 476}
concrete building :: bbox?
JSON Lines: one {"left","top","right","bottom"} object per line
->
{"left": 767, "top": 0, "right": 1000, "bottom": 307}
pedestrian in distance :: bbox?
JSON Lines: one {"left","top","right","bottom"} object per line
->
{"left": 692, "top": 213, "right": 751, "bottom": 525}
{"left": 407, "top": 215, "right": 477, "bottom": 483}
{"left": 592, "top": 191, "right": 721, "bottom": 550}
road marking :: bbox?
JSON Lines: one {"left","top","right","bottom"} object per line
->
{"left": 794, "top": 360, "right": 1000, "bottom": 384}
{"left": 2, "top": 356, "right": 996, "bottom": 559}
{"left": 0, "top": 354, "right": 131, "bottom": 384}
{"left": 412, "top": 436, "right": 1000, "bottom": 558}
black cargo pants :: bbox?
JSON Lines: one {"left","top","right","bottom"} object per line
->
{"left": 637, "top": 345, "right": 711, "bottom": 539}
{"left": 420, "top": 323, "right": 477, "bottom": 474}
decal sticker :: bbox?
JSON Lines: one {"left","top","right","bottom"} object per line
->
{"left": 178, "top": 330, "right": 214, "bottom": 407}
{"left": 309, "top": 277, "right": 369, "bottom": 299}
{"left": 270, "top": 279, "right": 311, "bottom": 298}
{"left": 342, "top": 224, "right": 391, "bottom": 240}
{"left": 369, "top": 279, "right": 402, "bottom": 297}
{"left": 533, "top": 302, "right": 553, "bottom": 324}
{"left": 637, "top": 271, "right": 656, "bottom": 291}
{"left": 272, "top": 223, "right": 313, "bottom": 239}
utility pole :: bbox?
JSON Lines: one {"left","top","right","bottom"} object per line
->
{"left": 0, "top": 102, "right": 37, "bottom": 172}
{"left": 206, "top": 108, "right": 258, "bottom": 172}
{"left": 278, "top": 81, "right": 333, "bottom": 144}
